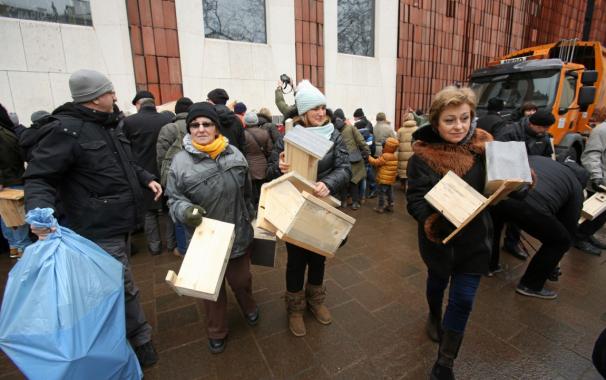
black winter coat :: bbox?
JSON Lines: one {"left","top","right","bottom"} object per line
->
{"left": 266, "top": 118, "right": 352, "bottom": 195}
{"left": 23, "top": 103, "right": 155, "bottom": 240}
{"left": 215, "top": 104, "right": 246, "bottom": 155}
{"left": 123, "top": 103, "right": 172, "bottom": 210}
{"left": 476, "top": 111, "right": 506, "bottom": 136}
{"left": 494, "top": 117, "right": 553, "bottom": 157}
{"left": 0, "top": 126, "right": 24, "bottom": 186}
{"left": 406, "top": 126, "right": 494, "bottom": 279}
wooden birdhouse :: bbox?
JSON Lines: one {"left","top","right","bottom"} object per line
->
{"left": 166, "top": 216, "right": 235, "bottom": 301}
{"left": 0, "top": 189, "right": 26, "bottom": 227}
{"left": 257, "top": 172, "right": 354, "bottom": 258}
{"left": 283, "top": 125, "right": 334, "bottom": 182}
{"left": 425, "top": 171, "right": 523, "bottom": 244}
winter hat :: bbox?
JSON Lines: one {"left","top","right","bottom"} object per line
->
{"left": 376, "top": 112, "right": 387, "bottom": 122}
{"left": 333, "top": 108, "right": 345, "bottom": 121}
{"left": 31, "top": 110, "right": 50, "bottom": 123}
{"left": 295, "top": 80, "right": 326, "bottom": 115}
{"left": 175, "top": 97, "right": 193, "bottom": 114}
{"left": 258, "top": 107, "right": 272, "bottom": 120}
{"left": 234, "top": 102, "right": 247, "bottom": 115}
{"left": 186, "top": 102, "right": 221, "bottom": 132}
{"left": 131, "top": 90, "right": 155, "bottom": 105}
{"left": 529, "top": 109, "right": 555, "bottom": 127}
{"left": 353, "top": 108, "right": 365, "bottom": 118}
{"left": 384, "top": 137, "right": 399, "bottom": 152}
{"left": 69, "top": 69, "right": 114, "bottom": 103}
{"left": 244, "top": 111, "right": 259, "bottom": 127}
{"left": 8, "top": 112, "right": 19, "bottom": 126}
{"left": 207, "top": 88, "right": 229, "bottom": 105}
{"left": 487, "top": 97, "right": 504, "bottom": 112}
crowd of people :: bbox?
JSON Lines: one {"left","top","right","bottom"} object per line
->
{"left": 0, "top": 69, "right": 605, "bottom": 379}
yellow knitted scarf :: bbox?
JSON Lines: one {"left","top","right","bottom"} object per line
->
{"left": 191, "top": 135, "right": 228, "bottom": 159}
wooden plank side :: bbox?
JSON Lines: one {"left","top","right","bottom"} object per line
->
{"left": 581, "top": 192, "right": 606, "bottom": 221}
{"left": 264, "top": 180, "right": 305, "bottom": 234}
{"left": 424, "top": 171, "right": 486, "bottom": 227}
{"left": 0, "top": 189, "right": 24, "bottom": 200}
{"left": 280, "top": 191, "right": 355, "bottom": 257}
{"left": 442, "top": 181, "right": 517, "bottom": 244}
{"left": 285, "top": 142, "right": 319, "bottom": 181}
{"left": 0, "top": 198, "right": 26, "bottom": 227}
{"left": 256, "top": 182, "right": 279, "bottom": 233}
{"left": 263, "top": 171, "right": 340, "bottom": 207}
{"left": 167, "top": 217, "right": 235, "bottom": 301}
{"left": 283, "top": 125, "right": 334, "bottom": 159}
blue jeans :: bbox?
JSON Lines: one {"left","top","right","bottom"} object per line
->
{"left": 0, "top": 217, "right": 31, "bottom": 253}
{"left": 174, "top": 221, "right": 188, "bottom": 255}
{"left": 0, "top": 185, "right": 32, "bottom": 253}
{"left": 426, "top": 270, "right": 481, "bottom": 333}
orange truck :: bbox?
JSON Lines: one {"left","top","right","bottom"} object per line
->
{"left": 469, "top": 39, "right": 606, "bottom": 160}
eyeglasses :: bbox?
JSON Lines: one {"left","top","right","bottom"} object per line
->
{"left": 189, "top": 122, "right": 215, "bottom": 130}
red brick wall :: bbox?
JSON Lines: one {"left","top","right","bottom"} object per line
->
{"left": 126, "top": 0, "right": 182, "bottom": 104}
{"left": 394, "top": 0, "right": 606, "bottom": 129}
{"left": 295, "top": 0, "right": 324, "bottom": 92}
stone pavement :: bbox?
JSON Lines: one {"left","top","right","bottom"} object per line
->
{"left": 1, "top": 194, "right": 605, "bottom": 379}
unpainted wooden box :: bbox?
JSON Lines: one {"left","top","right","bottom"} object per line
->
{"left": 0, "top": 189, "right": 26, "bottom": 227}
{"left": 263, "top": 180, "right": 355, "bottom": 258}
{"left": 581, "top": 191, "right": 606, "bottom": 221}
{"left": 166, "top": 217, "right": 235, "bottom": 301}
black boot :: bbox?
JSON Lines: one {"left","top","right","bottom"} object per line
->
{"left": 430, "top": 329, "right": 463, "bottom": 380}
{"left": 426, "top": 312, "right": 442, "bottom": 343}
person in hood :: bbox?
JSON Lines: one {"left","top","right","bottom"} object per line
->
{"left": 406, "top": 86, "right": 493, "bottom": 380}
{"left": 266, "top": 80, "right": 351, "bottom": 338}
{"left": 206, "top": 88, "right": 246, "bottom": 154}
{"left": 368, "top": 137, "right": 398, "bottom": 213}
{"left": 22, "top": 69, "right": 162, "bottom": 369}
{"left": 166, "top": 102, "right": 258, "bottom": 354}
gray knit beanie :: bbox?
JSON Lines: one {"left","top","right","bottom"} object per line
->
{"left": 244, "top": 111, "right": 259, "bottom": 126}
{"left": 69, "top": 69, "right": 114, "bottom": 103}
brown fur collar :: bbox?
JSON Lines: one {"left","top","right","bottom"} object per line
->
{"left": 412, "top": 128, "right": 493, "bottom": 177}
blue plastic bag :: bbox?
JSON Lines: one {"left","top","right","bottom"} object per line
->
{"left": 0, "top": 208, "right": 142, "bottom": 379}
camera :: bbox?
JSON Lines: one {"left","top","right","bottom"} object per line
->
{"left": 280, "top": 74, "right": 291, "bottom": 86}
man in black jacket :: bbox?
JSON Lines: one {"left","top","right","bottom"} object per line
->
{"left": 493, "top": 109, "right": 556, "bottom": 261}
{"left": 491, "top": 156, "right": 584, "bottom": 299}
{"left": 206, "top": 88, "right": 246, "bottom": 154}
{"left": 124, "top": 90, "right": 173, "bottom": 255}
{"left": 495, "top": 109, "right": 555, "bottom": 157}
{"left": 23, "top": 69, "right": 162, "bottom": 368}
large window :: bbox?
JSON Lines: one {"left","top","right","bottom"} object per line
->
{"left": 0, "top": 0, "right": 92, "bottom": 26}
{"left": 203, "top": 0, "right": 266, "bottom": 44}
{"left": 338, "top": 0, "right": 375, "bottom": 57}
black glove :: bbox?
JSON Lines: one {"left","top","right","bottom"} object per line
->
{"left": 589, "top": 178, "right": 604, "bottom": 193}
{"left": 184, "top": 205, "right": 206, "bottom": 227}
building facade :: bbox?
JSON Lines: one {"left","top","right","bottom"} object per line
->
{"left": 1, "top": 0, "right": 605, "bottom": 128}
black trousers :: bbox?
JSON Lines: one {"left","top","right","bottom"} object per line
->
{"left": 491, "top": 199, "right": 578, "bottom": 290}
{"left": 285, "top": 242, "right": 326, "bottom": 292}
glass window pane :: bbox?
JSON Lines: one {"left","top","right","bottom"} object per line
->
{"left": 0, "top": 0, "right": 92, "bottom": 26}
{"left": 203, "top": 0, "right": 266, "bottom": 44}
{"left": 338, "top": 0, "right": 375, "bottom": 57}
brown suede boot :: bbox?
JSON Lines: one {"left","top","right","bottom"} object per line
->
{"left": 285, "top": 291, "right": 306, "bottom": 337}
{"left": 305, "top": 284, "right": 332, "bottom": 325}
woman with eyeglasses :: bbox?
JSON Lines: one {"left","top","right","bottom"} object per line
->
{"left": 166, "top": 102, "right": 257, "bottom": 354}
{"left": 266, "top": 80, "right": 351, "bottom": 337}
{"left": 406, "top": 86, "right": 493, "bottom": 380}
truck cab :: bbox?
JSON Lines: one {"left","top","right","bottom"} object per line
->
{"left": 469, "top": 40, "right": 605, "bottom": 161}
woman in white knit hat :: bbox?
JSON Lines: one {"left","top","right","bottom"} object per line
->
{"left": 266, "top": 80, "right": 352, "bottom": 337}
